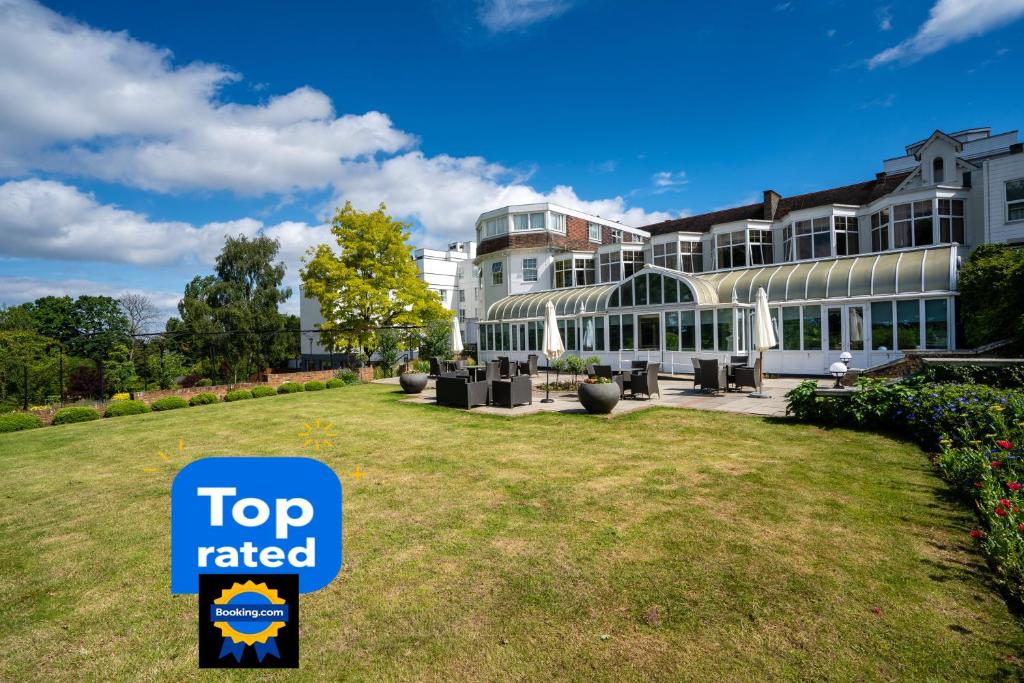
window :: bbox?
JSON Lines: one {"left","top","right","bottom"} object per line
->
{"left": 932, "top": 157, "right": 944, "bottom": 184}
{"left": 513, "top": 214, "right": 529, "bottom": 231}
{"left": 649, "top": 274, "right": 663, "bottom": 305}
{"left": 896, "top": 300, "right": 920, "bottom": 350}
{"left": 783, "top": 224, "right": 794, "bottom": 261}
{"left": 521, "top": 257, "right": 537, "bottom": 282}
{"left": 849, "top": 306, "right": 865, "bottom": 350}
{"left": 827, "top": 307, "right": 842, "bottom": 350}
{"left": 834, "top": 216, "right": 859, "bottom": 256}
{"left": 621, "top": 314, "right": 634, "bottom": 350}
{"left": 611, "top": 229, "right": 623, "bottom": 243}
{"left": 716, "top": 230, "right": 746, "bottom": 269}
{"left": 459, "top": 289, "right": 466, "bottom": 303}
{"left": 491, "top": 261, "right": 503, "bottom": 285}
{"left": 679, "top": 241, "right": 703, "bottom": 272}
{"left": 588, "top": 222, "right": 602, "bottom": 242}
{"left": 871, "top": 302, "right": 893, "bottom": 351}
{"left": 664, "top": 276, "right": 677, "bottom": 304}
{"left": 595, "top": 316, "right": 605, "bottom": 351}
{"left": 550, "top": 213, "right": 566, "bottom": 233}
{"left": 700, "top": 310, "right": 715, "bottom": 350}
{"left": 680, "top": 311, "right": 696, "bottom": 351}
{"left": 634, "top": 274, "right": 648, "bottom": 305}
{"left": 553, "top": 259, "right": 572, "bottom": 288}
{"left": 802, "top": 306, "right": 821, "bottom": 350}
{"left": 632, "top": 232, "right": 644, "bottom": 243}
{"left": 717, "top": 310, "right": 732, "bottom": 352}
{"left": 501, "top": 323, "right": 510, "bottom": 351}
{"left": 892, "top": 201, "right": 934, "bottom": 248}
{"left": 622, "top": 250, "right": 644, "bottom": 278}
{"left": 609, "top": 315, "right": 621, "bottom": 351}
{"left": 618, "top": 280, "right": 633, "bottom": 306}
{"left": 937, "top": 199, "right": 964, "bottom": 243}
{"left": 749, "top": 229, "right": 773, "bottom": 265}
{"left": 871, "top": 208, "right": 889, "bottom": 252}
{"left": 528, "top": 321, "right": 538, "bottom": 350}
{"left": 787, "top": 218, "right": 831, "bottom": 260}
{"left": 782, "top": 307, "right": 800, "bottom": 350}
{"left": 665, "top": 311, "right": 680, "bottom": 351}
{"left": 599, "top": 252, "right": 621, "bottom": 282}
{"left": 653, "top": 242, "right": 678, "bottom": 270}
{"left": 1007, "top": 179, "right": 1024, "bottom": 222}
{"left": 481, "top": 216, "right": 506, "bottom": 238}
{"left": 575, "top": 257, "right": 595, "bottom": 285}
{"left": 924, "top": 299, "right": 948, "bottom": 349}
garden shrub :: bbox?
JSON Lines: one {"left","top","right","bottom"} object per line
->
{"left": 958, "top": 243, "right": 1024, "bottom": 347}
{"left": 151, "top": 396, "right": 189, "bottom": 411}
{"left": 52, "top": 407, "right": 101, "bottom": 425}
{"left": 335, "top": 369, "right": 359, "bottom": 385}
{"left": 325, "top": 378, "right": 344, "bottom": 389}
{"left": 0, "top": 413, "right": 44, "bottom": 433}
{"left": 195, "top": 378, "right": 213, "bottom": 387}
{"left": 110, "top": 392, "right": 131, "bottom": 401}
{"left": 914, "top": 363, "right": 1024, "bottom": 389}
{"left": 277, "top": 383, "right": 305, "bottom": 394}
{"left": 223, "top": 389, "right": 253, "bottom": 402}
{"left": 104, "top": 400, "right": 151, "bottom": 418}
{"left": 251, "top": 386, "right": 277, "bottom": 398}
{"left": 304, "top": 380, "right": 325, "bottom": 391}
{"left": 189, "top": 392, "right": 218, "bottom": 406}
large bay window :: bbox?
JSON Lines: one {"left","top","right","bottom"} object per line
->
{"left": 937, "top": 199, "right": 964, "bottom": 243}
{"left": 599, "top": 252, "right": 621, "bottom": 282}
{"left": 834, "top": 216, "right": 859, "bottom": 256}
{"left": 653, "top": 242, "right": 678, "bottom": 270}
{"left": 553, "top": 256, "right": 594, "bottom": 288}
{"left": 622, "top": 250, "right": 644, "bottom": 278}
{"left": 1006, "top": 179, "right": 1024, "bottom": 222}
{"left": 893, "top": 200, "right": 934, "bottom": 248}
{"left": 871, "top": 208, "right": 889, "bottom": 252}
{"left": 512, "top": 212, "right": 545, "bottom": 231}
{"left": 749, "top": 229, "right": 773, "bottom": 265}
{"left": 553, "top": 259, "right": 572, "bottom": 288}
{"left": 680, "top": 241, "right": 703, "bottom": 272}
{"left": 716, "top": 230, "right": 747, "bottom": 269}
{"left": 481, "top": 216, "right": 506, "bottom": 238}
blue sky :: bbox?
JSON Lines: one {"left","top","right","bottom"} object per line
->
{"left": 1, "top": 0, "right": 1023, "bottom": 320}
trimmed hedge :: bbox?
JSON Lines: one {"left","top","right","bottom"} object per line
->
{"left": 189, "top": 392, "right": 219, "bottom": 406}
{"left": 195, "top": 378, "right": 213, "bottom": 387}
{"left": 53, "top": 407, "right": 101, "bottom": 425}
{"left": 0, "top": 413, "right": 44, "bottom": 433}
{"left": 251, "top": 386, "right": 277, "bottom": 398}
{"left": 278, "top": 383, "right": 305, "bottom": 394}
{"left": 224, "top": 389, "right": 253, "bottom": 402}
{"left": 151, "top": 396, "right": 189, "bottom": 412}
{"left": 105, "top": 400, "right": 151, "bottom": 418}
{"left": 325, "top": 378, "right": 344, "bottom": 389}
{"left": 304, "top": 380, "right": 325, "bottom": 391}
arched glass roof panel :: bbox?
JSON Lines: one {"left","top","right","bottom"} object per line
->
{"left": 872, "top": 253, "right": 899, "bottom": 295}
{"left": 848, "top": 256, "right": 876, "bottom": 297}
{"left": 897, "top": 249, "right": 925, "bottom": 293}
{"left": 826, "top": 258, "right": 855, "bottom": 298}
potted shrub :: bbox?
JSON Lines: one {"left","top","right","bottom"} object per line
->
{"left": 399, "top": 360, "right": 429, "bottom": 394}
{"left": 578, "top": 376, "right": 619, "bottom": 414}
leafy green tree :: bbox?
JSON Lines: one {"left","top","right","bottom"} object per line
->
{"left": 104, "top": 343, "right": 139, "bottom": 395}
{"left": 959, "top": 244, "right": 1024, "bottom": 347}
{"left": 420, "top": 320, "right": 452, "bottom": 360}
{"left": 0, "top": 331, "right": 51, "bottom": 409}
{"left": 301, "top": 202, "right": 450, "bottom": 359}
{"left": 376, "top": 329, "right": 403, "bottom": 377}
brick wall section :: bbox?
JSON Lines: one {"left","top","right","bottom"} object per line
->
{"left": 476, "top": 219, "right": 640, "bottom": 257}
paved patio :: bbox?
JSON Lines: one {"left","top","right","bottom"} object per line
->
{"left": 384, "top": 374, "right": 827, "bottom": 418}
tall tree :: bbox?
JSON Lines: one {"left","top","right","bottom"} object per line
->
{"left": 301, "top": 202, "right": 450, "bottom": 357}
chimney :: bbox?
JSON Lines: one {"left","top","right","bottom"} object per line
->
{"left": 1011, "top": 142, "right": 1023, "bottom": 154}
{"left": 762, "top": 190, "right": 780, "bottom": 221}
{"left": 875, "top": 171, "right": 886, "bottom": 181}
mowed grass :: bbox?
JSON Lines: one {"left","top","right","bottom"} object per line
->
{"left": 1, "top": 384, "right": 1022, "bottom": 681}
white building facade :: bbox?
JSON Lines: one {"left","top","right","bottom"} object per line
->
{"left": 474, "top": 127, "right": 1024, "bottom": 376}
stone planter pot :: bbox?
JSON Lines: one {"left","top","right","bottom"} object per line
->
{"left": 577, "top": 381, "right": 620, "bottom": 414}
{"left": 399, "top": 372, "right": 428, "bottom": 394}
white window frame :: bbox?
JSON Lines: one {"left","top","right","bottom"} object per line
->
{"left": 1008, "top": 179, "right": 1024, "bottom": 223}
{"left": 611, "top": 229, "right": 623, "bottom": 243}
{"left": 679, "top": 240, "right": 703, "bottom": 273}
{"left": 550, "top": 212, "right": 566, "bottom": 233}
{"left": 491, "top": 261, "right": 503, "bottom": 286}
{"left": 588, "top": 222, "right": 602, "bottom": 243}
{"left": 553, "top": 258, "right": 573, "bottom": 288}
{"left": 521, "top": 257, "right": 537, "bottom": 282}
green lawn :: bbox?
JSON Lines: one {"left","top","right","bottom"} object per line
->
{"left": 1, "top": 384, "right": 1022, "bottom": 681}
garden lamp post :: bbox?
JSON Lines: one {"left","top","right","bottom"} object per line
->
{"left": 829, "top": 361, "right": 849, "bottom": 389}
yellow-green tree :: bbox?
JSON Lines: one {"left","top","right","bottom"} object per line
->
{"left": 301, "top": 202, "right": 451, "bottom": 357}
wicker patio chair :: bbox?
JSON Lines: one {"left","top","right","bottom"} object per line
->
{"left": 490, "top": 375, "right": 533, "bottom": 408}
{"left": 435, "top": 376, "right": 489, "bottom": 409}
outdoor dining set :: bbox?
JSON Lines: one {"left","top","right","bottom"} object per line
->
{"left": 430, "top": 355, "right": 538, "bottom": 409}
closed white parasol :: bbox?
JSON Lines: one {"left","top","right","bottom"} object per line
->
{"left": 751, "top": 287, "right": 777, "bottom": 398}
{"left": 541, "top": 301, "right": 564, "bottom": 403}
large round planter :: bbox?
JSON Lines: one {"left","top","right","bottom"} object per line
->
{"left": 578, "top": 381, "right": 620, "bottom": 414}
{"left": 399, "top": 372, "right": 428, "bottom": 394}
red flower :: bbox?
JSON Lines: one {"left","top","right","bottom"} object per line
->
{"left": 1009, "top": 482, "right": 1022, "bottom": 491}
{"left": 1015, "top": 507, "right": 1021, "bottom": 513}
{"left": 1000, "top": 498, "right": 1013, "bottom": 507}
{"left": 995, "top": 507, "right": 1008, "bottom": 517}
{"left": 871, "top": 607, "right": 882, "bottom": 617}
{"left": 997, "top": 440, "right": 1014, "bottom": 450}
{"left": 1019, "top": 523, "right": 1024, "bottom": 532}
{"left": 992, "top": 461, "right": 1002, "bottom": 469}
{"left": 971, "top": 529, "right": 986, "bottom": 538}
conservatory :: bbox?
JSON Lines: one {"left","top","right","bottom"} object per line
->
{"left": 477, "top": 245, "right": 959, "bottom": 375}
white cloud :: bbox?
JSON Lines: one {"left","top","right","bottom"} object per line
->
{"left": 0, "top": 0, "right": 415, "bottom": 192}
{"left": 0, "top": 275, "right": 181, "bottom": 318}
{"left": 876, "top": 6, "right": 893, "bottom": 31}
{"left": 869, "top": 0, "right": 1024, "bottom": 68}
{"left": 651, "top": 171, "right": 689, "bottom": 194}
{"left": 477, "top": 0, "right": 571, "bottom": 32}
{"left": 0, "top": 179, "right": 331, "bottom": 268}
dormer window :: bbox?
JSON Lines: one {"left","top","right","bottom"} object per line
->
{"left": 933, "top": 157, "right": 945, "bottom": 184}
